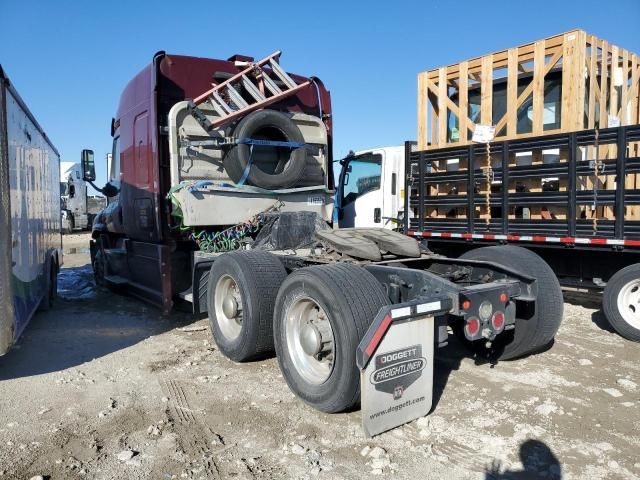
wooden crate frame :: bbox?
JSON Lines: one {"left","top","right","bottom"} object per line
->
{"left": 417, "top": 30, "right": 640, "bottom": 150}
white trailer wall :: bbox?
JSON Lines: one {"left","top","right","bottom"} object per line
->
{"left": 0, "top": 66, "right": 61, "bottom": 355}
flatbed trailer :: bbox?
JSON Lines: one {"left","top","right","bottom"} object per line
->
{"left": 404, "top": 124, "right": 640, "bottom": 341}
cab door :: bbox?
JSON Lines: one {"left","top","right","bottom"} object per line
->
{"left": 338, "top": 150, "right": 384, "bottom": 228}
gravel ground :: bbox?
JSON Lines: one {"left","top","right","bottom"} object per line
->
{"left": 0, "top": 233, "right": 639, "bottom": 479}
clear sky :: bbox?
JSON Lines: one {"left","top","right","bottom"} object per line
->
{"left": 1, "top": 0, "right": 639, "bottom": 187}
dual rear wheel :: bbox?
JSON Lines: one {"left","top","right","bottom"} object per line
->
{"left": 206, "top": 252, "right": 389, "bottom": 412}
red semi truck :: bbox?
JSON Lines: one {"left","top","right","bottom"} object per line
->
{"left": 82, "top": 51, "right": 561, "bottom": 435}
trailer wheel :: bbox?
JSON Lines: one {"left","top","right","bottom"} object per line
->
{"left": 273, "top": 264, "right": 390, "bottom": 413}
{"left": 38, "top": 257, "right": 57, "bottom": 311}
{"left": 206, "top": 251, "right": 287, "bottom": 362}
{"left": 459, "top": 246, "right": 563, "bottom": 360}
{"left": 603, "top": 264, "right": 640, "bottom": 342}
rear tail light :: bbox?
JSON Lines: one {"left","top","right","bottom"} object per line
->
{"left": 499, "top": 292, "right": 508, "bottom": 303}
{"left": 462, "top": 299, "right": 471, "bottom": 310}
{"left": 465, "top": 317, "right": 480, "bottom": 337}
{"left": 492, "top": 311, "right": 505, "bottom": 330}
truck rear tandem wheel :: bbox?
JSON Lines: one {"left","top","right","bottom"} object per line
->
{"left": 202, "top": 234, "right": 546, "bottom": 414}
{"left": 459, "top": 246, "right": 563, "bottom": 360}
{"left": 206, "top": 251, "right": 287, "bottom": 362}
{"left": 273, "top": 263, "right": 390, "bottom": 413}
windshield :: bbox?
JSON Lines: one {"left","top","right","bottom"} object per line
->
{"left": 340, "top": 153, "right": 382, "bottom": 206}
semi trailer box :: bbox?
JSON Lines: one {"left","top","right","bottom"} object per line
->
{"left": 0, "top": 65, "right": 62, "bottom": 355}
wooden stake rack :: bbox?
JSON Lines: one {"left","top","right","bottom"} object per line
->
{"left": 417, "top": 30, "right": 640, "bottom": 151}
{"left": 405, "top": 125, "right": 640, "bottom": 234}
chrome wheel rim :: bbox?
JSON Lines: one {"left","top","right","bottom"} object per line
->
{"left": 617, "top": 279, "right": 640, "bottom": 330}
{"left": 285, "top": 296, "right": 335, "bottom": 385}
{"left": 214, "top": 274, "right": 243, "bottom": 340}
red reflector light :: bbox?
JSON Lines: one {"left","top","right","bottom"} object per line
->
{"left": 492, "top": 311, "right": 505, "bottom": 330}
{"left": 462, "top": 300, "right": 471, "bottom": 310}
{"left": 499, "top": 292, "right": 507, "bottom": 303}
{"left": 465, "top": 317, "right": 480, "bottom": 336}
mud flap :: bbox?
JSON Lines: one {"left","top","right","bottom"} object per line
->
{"left": 356, "top": 297, "right": 451, "bottom": 437}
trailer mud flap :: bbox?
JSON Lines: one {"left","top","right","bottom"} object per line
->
{"left": 356, "top": 297, "right": 451, "bottom": 437}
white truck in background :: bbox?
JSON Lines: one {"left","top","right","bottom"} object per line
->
{"left": 0, "top": 65, "right": 62, "bottom": 355}
{"left": 60, "top": 161, "right": 106, "bottom": 233}
{"left": 337, "top": 146, "right": 406, "bottom": 229}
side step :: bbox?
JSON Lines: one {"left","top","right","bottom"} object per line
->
{"left": 104, "top": 274, "right": 128, "bottom": 286}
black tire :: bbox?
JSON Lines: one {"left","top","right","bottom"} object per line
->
{"left": 93, "top": 249, "right": 106, "bottom": 287}
{"left": 459, "top": 246, "right": 563, "bottom": 360}
{"left": 273, "top": 263, "right": 390, "bottom": 413}
{"left": 38, "top": 257, "right": 57, "bottom": 311}
{"left": 91, "top": 235, "right": 108, "bottom": 287}
{"left": 224, "top": 110, "right": 307, "bottom": 189}
{"left": 207, "top": 251, "right": 287, "bottom": 362}
{"left": 603, "top": 264, "right": 640, "bottom": 341}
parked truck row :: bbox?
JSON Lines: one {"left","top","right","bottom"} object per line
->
{"left": 59, "top": 161, "right": 106, "bottom": 233}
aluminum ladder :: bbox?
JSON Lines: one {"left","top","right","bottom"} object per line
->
{"left": 188, "top": 51, "right": 311, "bottom": 131}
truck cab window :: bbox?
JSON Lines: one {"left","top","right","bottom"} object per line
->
{"left": 110, "top": 137, "right": 121, "bottom": 183}
{"left": 341, "top": 154, "right": 382, "bottom": 206}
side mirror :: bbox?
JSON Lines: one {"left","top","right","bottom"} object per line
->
{"left": 81, "top": 149, "right": 96, "bottom": 182}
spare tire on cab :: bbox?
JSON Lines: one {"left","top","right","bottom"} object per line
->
{"left": 224, "top": 110, "right": 307, "bottom": 189}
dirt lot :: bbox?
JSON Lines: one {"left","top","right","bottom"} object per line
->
{"left": 0, "top": 233, "right": 639, "bottom": 479}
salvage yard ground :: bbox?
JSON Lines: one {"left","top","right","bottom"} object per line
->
{"left": 0, "top": 233, "right": 639, "bottom": 479}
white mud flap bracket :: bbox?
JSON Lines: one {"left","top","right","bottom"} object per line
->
{"left": 356, "top": 297, "right": 451, "bottom": 437}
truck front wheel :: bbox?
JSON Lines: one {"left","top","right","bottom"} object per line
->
{"left": 603, "top": 264, "right": 640, "bottom": 342}
{"left": 206, "top": 251, "right": 287, "bottom": 362}
{"left": 273, "top": 264, "right": 390, "bottom": 413}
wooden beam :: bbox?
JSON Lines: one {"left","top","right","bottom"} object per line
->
{"left": 587, "top": 36, "right": 598, "bottom": 128}
{"left": 599, "top": 41, "right": 609, "bottom": 128}
{"left": 620, "top": 63, "right": 640, "bottom": 119}
{"left": 438, "top": 67, "right": 448, "bottom": 146}
{"left": 560, "top": 30, "right": 585, "bottom": 132}
{"left": 532, "top": 40, "right": 546, "bottom": 134}
{"left": 459, "top": 61, "right": 469, "bottom": 142}
{"left": 428, "top": 90, "right": 438, "bottom": 147}
{"left": 620, "top": 49, "right": 630, "bottom": 124}
{"left": 629, "top": 55, "right": 640, "bottom": 124}
{"left": 574, "top": 30, "right": 587, "bottom": 130}
{"left": 417, "top": 72, "right": 428, "bottom": 149}
{"left": 610, "top": 45, "right": 620, "bottom": 124}
{"left": 480, "top": 55, "right": 493, "bottom": 125}
{"left": 507, "top": 48, "right": 518, "bottom": 137}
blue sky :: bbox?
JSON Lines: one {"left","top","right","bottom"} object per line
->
{"left": 1, "top": 0, "right": 639, "bottom": 187}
